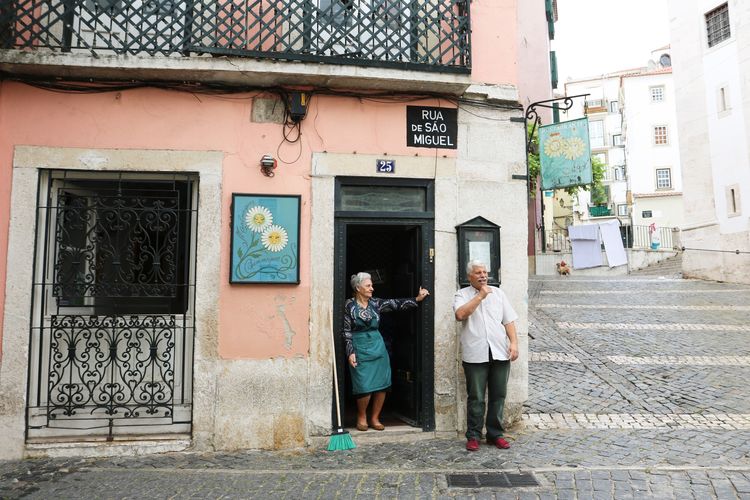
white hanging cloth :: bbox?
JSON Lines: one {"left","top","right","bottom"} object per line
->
{"left": 598, "top": 220, "right": 628, "bottom": 268}
{"left": 568, "top": 224, "right": 603, "bottom": 269}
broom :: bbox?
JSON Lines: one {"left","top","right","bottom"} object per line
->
{"left": 327, "top": 329, "right": 356, "bottom": 451}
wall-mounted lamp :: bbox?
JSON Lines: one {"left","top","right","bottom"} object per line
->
{"left": 260, "top": 154, "right": 277, "bottom": 177}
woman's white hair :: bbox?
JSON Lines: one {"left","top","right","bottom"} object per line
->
{"left": 350, "top": 272, "right": 372, "bottom": 292}
{"left": 466, "top": 260, "right": 488, "bottom": 275}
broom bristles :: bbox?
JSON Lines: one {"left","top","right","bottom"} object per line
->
{"left": 327, "top": 428, "right": 356, "bottom": 451}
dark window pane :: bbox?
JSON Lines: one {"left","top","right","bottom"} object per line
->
{"left": 339, "top": 185, "right": 426, "bottom": 212}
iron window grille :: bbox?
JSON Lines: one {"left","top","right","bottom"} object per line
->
{"left": 26, "top": 170, "right": 198, "bottom": 441}
{"left": 0, "top": 0, "right": 471, "bottom": 73}
{"left": 706, "top": 3, "right": 730, "bottom": 48}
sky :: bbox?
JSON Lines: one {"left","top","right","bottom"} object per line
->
{"left": 554, "top": 0, "right": 671, "bottom": 84}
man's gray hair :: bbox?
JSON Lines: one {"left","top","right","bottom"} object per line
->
{"left": 466, "top": 260, "right": 488, "bottom": 275}
{"left": 350, "top": 272, "right": 372, "bottom": 291}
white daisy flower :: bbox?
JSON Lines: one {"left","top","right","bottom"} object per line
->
{"left": 261, "top": 225, "right": 288, "bottom": 252}
{"left": 563, "top": 137, "right": 586, "bottom": 160}
{"left": 245, "top": 206, "right": 273, "bottom": 233}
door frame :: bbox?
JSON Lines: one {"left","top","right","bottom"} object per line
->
{"left": 332, "top": 176, "right": 435, "bottom": 431}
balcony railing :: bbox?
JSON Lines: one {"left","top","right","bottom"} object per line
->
{"left": 0, "top": 0, "right": 471, "bottom": 73}
{"left": 539, "top": 225, "right": 675, "bottom": 253}
{"left": 588, "top": 205, "right": 611, "bottom": 217}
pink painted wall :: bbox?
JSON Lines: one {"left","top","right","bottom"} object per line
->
{"left": 516, "top": 0, "right": 552, "bottom": 114}
{"left": 471, "top": 0, "right": 520, "bottom": 86}
{"left": 0, "top": 83, "right": 454, "bottom": 360}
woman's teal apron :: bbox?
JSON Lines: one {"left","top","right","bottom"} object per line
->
{"left": 349, "top": 304, "right": 391, "bottom": 395}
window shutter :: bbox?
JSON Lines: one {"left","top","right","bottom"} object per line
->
{"left": 550, "top": 51, "right": 558, "bottom": 89}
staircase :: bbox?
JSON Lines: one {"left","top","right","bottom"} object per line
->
{"left": 629, "top": 253, "right": 683, "bottom": 278}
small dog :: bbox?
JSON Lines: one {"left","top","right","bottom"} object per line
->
{"left": 556, "top": 260, "right": 571, "bottom": 276}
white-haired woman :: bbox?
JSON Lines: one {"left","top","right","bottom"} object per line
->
{"left": 342, "top": 272, "right": 429, "bottom": 431}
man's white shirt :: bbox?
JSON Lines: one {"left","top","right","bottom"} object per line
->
{"left": 453, "top": 285, "right": 518, "bottom": 363}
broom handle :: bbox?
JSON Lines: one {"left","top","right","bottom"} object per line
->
{"left": 330, "top": 328, "right": 344, "bottom": 429}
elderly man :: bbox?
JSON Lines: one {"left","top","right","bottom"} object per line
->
{"left": 453, "top": 260, "right": 519, "bottom": 451}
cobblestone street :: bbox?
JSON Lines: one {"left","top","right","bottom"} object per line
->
{"left": 2, "top": 275, "right": 750, "bottom": 499}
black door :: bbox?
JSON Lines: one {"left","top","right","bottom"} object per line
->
{"left": 333, "top": 219, "right": 434, "bottom": 430}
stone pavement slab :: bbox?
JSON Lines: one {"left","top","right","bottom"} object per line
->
{"left": 2, "top": 276, "right": 749, "bottom": 499}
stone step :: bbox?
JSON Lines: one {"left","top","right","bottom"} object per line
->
{"left": 630, "top": 254, "right": 683, "bottom": 277}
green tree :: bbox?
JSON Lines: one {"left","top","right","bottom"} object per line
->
{"left": 527, "top": 123, "right": 606, "bottom": 200}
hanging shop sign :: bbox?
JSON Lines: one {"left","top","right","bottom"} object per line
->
{"left": 406, "top": 106, "right": 458, "bottom": 149}
{"left": 539, "top": 117, "right": 592, "bottom": 190}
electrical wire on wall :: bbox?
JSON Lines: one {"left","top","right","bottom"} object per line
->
{"left": 1, "top": 73, "right": 526, "bottom": 163}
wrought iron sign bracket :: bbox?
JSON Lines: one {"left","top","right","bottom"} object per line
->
{"left": 525, "top": 94, "right": 589, "bottom": 156}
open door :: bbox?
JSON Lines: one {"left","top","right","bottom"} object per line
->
{"left": 333, "top": 220, "right": 434, "bottom": 430}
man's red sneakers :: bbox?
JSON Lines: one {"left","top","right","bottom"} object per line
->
{"left": 487, "top": 437, "right": 511, "bottom": 449}
{"left": 466, "top": 438, "right": 480, "bottom": 451}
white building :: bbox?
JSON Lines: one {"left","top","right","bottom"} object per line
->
{"left": 668, "top": 0, "right": 750, "bottom": 283}
{"left": 620, "top": 58, "right": 684, "bottom": 231}
{"left": 560, "top": 50, "right": 683, "bottom": 245}
{"left": 562, "top": 72, "right": 629, "bottom": 225}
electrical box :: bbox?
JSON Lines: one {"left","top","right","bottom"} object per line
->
{"left": 287, "top": 92, "right": 309, "bottom": 123}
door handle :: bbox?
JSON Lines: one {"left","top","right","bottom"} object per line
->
{"left": 429, "top": 248, "right": 434, "bottom": 263}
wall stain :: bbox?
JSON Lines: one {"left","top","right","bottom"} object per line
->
{"left": 275, "top": 295, "right": 296, "bottom": 349}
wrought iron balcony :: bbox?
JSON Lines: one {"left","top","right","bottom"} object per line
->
{"left": 0, "top": 0, "right": 471, "bottom": 73}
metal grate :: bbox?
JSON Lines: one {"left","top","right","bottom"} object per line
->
{"left": 0, "top": 0, "right": 470, "bottom": 72}
{"left": 446, "top": 472, "right": 539, "bottom": 489}
{"left": 26, "top": 171, "right": 198, "bottom": 441}
{"left": 705, "top": 3, "right": 730, "bottom": 48}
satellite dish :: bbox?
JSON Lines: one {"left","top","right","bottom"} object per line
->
{"left": 659, "top": 54, "right": 672, "bottom": 67}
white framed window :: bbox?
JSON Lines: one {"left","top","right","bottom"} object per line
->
{"left": 718, "top": 85, "right": 731, "bottom": 114}
{"left": 589, "top": 120, "right": 605, "bottom": 148}
{"left": 706, "top": 3, "right": 730, "bottom": 48}
{"left": 650, "top": 86, "right": 665, "bottom": 102}
{"left": 726, "top": 184, "right": 741, "bottom": 217}
{"left": 614, "top": 166, "right": 625, "bottom": 181}
{"left": 617, "top": 204, "right": 628, "bottom": 216}
{"left": 609, "top": 101, "right": 619, "bottom": 113}
{"left": 613, "top": 134, "right": 623, "bottom": 146}
{"left": 656, "top": 168, "right": 672, "bottom": 189}
{"left": 642, "top": 210, "right": 653, "bottom": 218}
{"left": 653, "top": 125, "right": 668, "bottom": 145}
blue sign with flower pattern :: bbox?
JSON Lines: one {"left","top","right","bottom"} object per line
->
{"left": 230, "top": 194, "right": 300, "bottom": 284}
{"left": 539, "top": 117, "right": 592, "bottom": 190}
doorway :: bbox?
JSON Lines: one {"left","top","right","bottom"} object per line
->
{"left": 332, "top": 178, "right": 435, "bottom": 431}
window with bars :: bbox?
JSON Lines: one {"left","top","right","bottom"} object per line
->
{"left": 656, "top": 168, "right": 672, "bottom": 189}
{"left": 650, "top": 86, "right": 665, "bottom": 102}
{"left": 706, "top": 3, "right": 731, "bottom": 48}
{"left": 654, "top": 126, "right": 668, "bottom": 145}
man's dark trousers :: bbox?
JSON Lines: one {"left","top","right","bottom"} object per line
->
{"left": 462, "top": 358, "right": 511, "bottom": 440}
